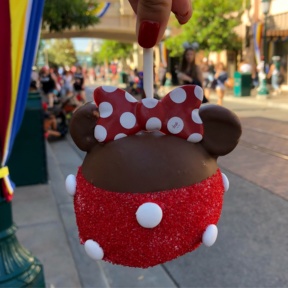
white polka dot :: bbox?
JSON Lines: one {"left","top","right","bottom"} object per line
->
{"left": 94, "top": 125, "right": 107, "bottom": 142}
{"left": 65, "top": 174, "right": 76, "bottom": 196}
{"left": 142, "top": 98, "right": 158, "bottom": 108}
{"left": 191, "top": 109, "right": 202, "bottom": 124}
{"left": 146, "top": 117, "right": 162, "bottom": 131}
{"left": 169, "top": 88, "right": 187, "bottom": 103}
{"left": 114, "top": 133, "right": 127, "bottom": 140}
{"left": 136, "top": 202, "right": 163, "bottom": 228}
{"left": 187, "top": 133, "right": 203, "bottom": 143}
{"left": 84, "top": 240, "right": 104, "bottom": 260}
{"left": 194, "top": 86, "right": 204, "bottom": 101}
{"left": 102, "top": 86, "right": 117, "bottom": 93}
{"left": 99, "top": 102, "right": 113, "bottom": 118}
{"left": 202, "top": 224, "right": 218, "bottom": 247}
{"left": 167, "top": 117, "right": 184, "bottom": 134}
{"left": 222, "top": 173, "right": 229, "bottom": 192}
{"left": 120, "top": 112, "right": 136, "bottom": 129}
{"left": 125, "top": 92, "right": 138, "bottom": 103}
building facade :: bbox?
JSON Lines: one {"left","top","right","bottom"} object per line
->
{"left": 243, "top": 0, "right": 288, "bottom": 86}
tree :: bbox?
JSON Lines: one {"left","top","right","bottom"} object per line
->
{"left": 96, "top": 40, "right": 133, "bottom": 63}
{"left": 166, "top": 0, "right": 244, "bottom": 56}
{"left": 42, "top": 0, "right": 99, "bottom": 32}
{"left": 45, "top": 39, "right": 78, "bottom": 67}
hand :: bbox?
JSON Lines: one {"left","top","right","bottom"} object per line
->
{"left": 129, "top": 0, "right": 192, "bottom": 48}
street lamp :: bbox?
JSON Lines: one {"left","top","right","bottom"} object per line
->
{"left": 257, "top": 0, "right": 270, "bottom": 98}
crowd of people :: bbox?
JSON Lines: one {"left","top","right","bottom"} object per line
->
{"left": 30, "top": 65, "right": 87, "bottom": 141}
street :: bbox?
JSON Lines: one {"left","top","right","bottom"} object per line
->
{"left": 13, "top": 85, "right": 288, "bottom": 287}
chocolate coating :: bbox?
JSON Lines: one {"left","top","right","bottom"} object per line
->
{"left": 82, "top": 132, "right": 218, "bottom": 193}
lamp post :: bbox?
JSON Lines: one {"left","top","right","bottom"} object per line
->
{"left": 257, "top": 0, "right": 270, "bottom": 98}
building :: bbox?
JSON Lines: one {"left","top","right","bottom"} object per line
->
{"left": 242, "top": 0, "right": 288, "bottom": 86}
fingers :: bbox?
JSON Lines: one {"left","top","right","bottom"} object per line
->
{"left": 172, "top": 0, "right": 192, "bottom": 24}
{"left": 128, "top": 0, "right": 193, "bottom": 48}
{"left": 132, "top": 0, "right": 173, "bottom": 48}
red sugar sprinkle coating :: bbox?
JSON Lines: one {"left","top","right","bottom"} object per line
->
{"left": 74, "top": 168, "right": 224, "bottom": 268}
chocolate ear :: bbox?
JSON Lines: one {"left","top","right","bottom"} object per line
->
{"left": 199, "top": 104, "right": 242, "bottom": 156}
{"left": 69, "top": 102, "right": 99, "bottom": 152}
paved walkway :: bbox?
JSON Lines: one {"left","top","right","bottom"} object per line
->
{"left": 11, "top": 87, "right": 288, "bottom": 288}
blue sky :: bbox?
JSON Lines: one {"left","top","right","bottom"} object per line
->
{"left": 71, "top": 38, "right": 91, "bottom": 51}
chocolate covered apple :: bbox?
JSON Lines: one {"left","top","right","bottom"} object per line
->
{"left": 66, "top": 85, "right": 242, "bottom": 268}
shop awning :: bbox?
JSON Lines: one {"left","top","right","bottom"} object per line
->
{"left": 267, "top": 12, "right": 288, "bottom": 37}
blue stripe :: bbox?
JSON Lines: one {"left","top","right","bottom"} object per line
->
{"left": 8, "top": 0, "right": 45, "bottom": 161}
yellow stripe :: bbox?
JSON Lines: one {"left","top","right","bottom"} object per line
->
{"left": 3, "top": 0, "right": 28, "bottom": 166}
{"left": 0, "top": 167, "right": 9, "bottom": 179}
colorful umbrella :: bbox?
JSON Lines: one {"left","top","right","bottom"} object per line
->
{"left": 0, "top": 0, "right": 45, "bottom": 201}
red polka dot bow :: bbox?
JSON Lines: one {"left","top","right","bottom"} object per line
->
{"left": 93, "top": 85, "right": 204, "bottom": 143}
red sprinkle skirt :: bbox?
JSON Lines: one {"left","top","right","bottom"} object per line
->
{"left": 74, "top": 167, "right": 224, "bottom": 268}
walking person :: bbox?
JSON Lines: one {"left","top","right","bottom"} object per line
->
{"left": 39, "top": 66, "right": 57, "bottom": 108}
{"left": 62, "top": 69, "right": 74, "bottom": 98}
{"left": 214, "top": 62, "right": 228, "bottom": 106}
{"left": 73, "top": 66, "right": 86, "bottom": 104}
{"left": 177, "top": 46, "right": 209, "bottom": 103}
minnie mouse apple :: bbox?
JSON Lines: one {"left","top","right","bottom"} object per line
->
{"left": 66, "top": 85, "right": 242, "bottom": 268}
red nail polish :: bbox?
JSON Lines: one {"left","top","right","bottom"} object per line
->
{"left": 138, "top": 21, "right": 160, "bottom": 48}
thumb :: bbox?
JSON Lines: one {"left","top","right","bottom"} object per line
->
{"left": 133, "top": 0, "right": 172, "bottom": 48}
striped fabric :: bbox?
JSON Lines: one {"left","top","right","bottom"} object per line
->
{"left": 0, "top": 0, "right": 45, "bottom": 201}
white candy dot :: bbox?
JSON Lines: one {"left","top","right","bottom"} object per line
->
{"left": 94, "top": 125, "right": 107, "bottom": 142}
{"left": 187, "top": 133, "right": 203, "bottom": 143}
{"left": 202, "top": 224, "right": 218, "bottom": 247}
{"left": 194, "top": 86, "right": 204, "bottom": 101}
{"left": 170, "top": 88, "right": 187, "bottom": 103}
{"left": 84, "top": 240, "right": 104, "bottom": 260}
{"left": 142, "top": 98, "right": 158, "bottom": 108}
{"left": 114, "top": 133, "right": 127, "bottom": 140}
{"left": 191, "top": 109, "right": 202, "bottom": 124}
{"left": 102, "top": 86, "right": 117, "bottom": 93}
{"left": 120, "top": 112, "right": 136, "bottom": 129}
{"left": 146, "top": 117, "right": 162, "bottom": 131}
{"left": 136, "top": 202, "right": 163, "bottom": 228}
{"left": 65, "top": 174, "right": 76, "bottom": 196}
{"left": 99, "top": 102, "right": 113, "bottom": 118}
{"left": 167, "top": 117, "right": 184, "bottom": 134}
{"left": 125, "top": 91, "right": 138, "bottom": 103}
{"left": 222, "top": 173, "right": 229, "bottom": 192}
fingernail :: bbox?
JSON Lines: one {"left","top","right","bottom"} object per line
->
{"left": 138, "top": 20, "right": 160, "bottom": 48}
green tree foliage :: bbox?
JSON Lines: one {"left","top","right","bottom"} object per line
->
{"left": 166, "top": 0, "right": 243, "bottom": 56}
{"left": 43, "top": 0, "right": 99, "bottom": 32}
{"left": 95, "top": 40, "right": 133, "bottom": 63}
{"left": 45, "top": 39, "right": 78, "bottom": 67}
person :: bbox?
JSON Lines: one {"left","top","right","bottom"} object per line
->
{"left": 158, "top": 62, "right": 167, "bottom": 86}
{"left": 267, "top": 61, "right": 282, "bottom": 95}
{"left": 73, "top": 66, "right": 86, "bottom": 103}
{"left": 214, "top": 62, "right": 228, "bottom": 106}
{"left": 201, "top": 57, "right": 213, "bottom": 101}
{"left": 62, "top": 69, "right": 74, "bottom": 98}
{"left": 39, "top": 66, "right": 57, "bottom": 108}
{"left": 43, "top": 104, "right": 67, "bottom": 140}
{"left": 177, "top": 47, "right": 209, "bottom": 103}
{"left": 128, "top": 0, "right": 192, "bottom": 48}
{"left": 238, "top": 59, "right": 252, "bottom": 73}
